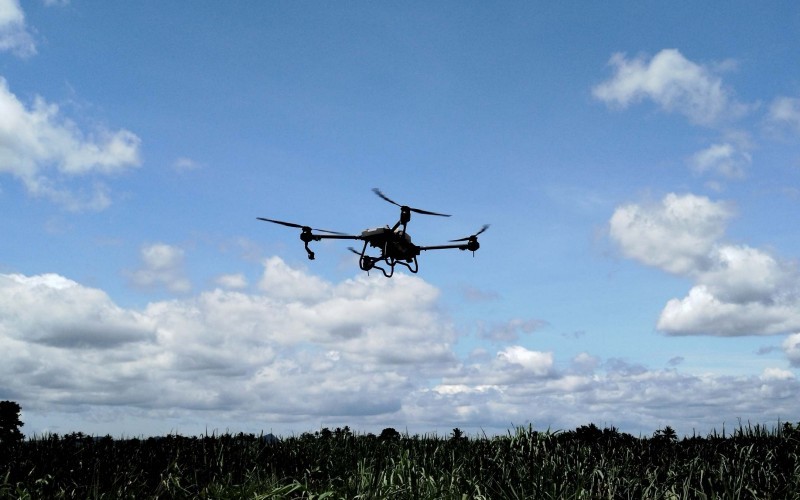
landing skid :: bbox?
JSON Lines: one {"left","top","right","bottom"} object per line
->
{"left": 354, "top": 241, "right": 419, "bottom": 278}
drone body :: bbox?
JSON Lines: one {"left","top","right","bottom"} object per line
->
{"left": 258, "top": 188, "right": 488, "bottom": 277}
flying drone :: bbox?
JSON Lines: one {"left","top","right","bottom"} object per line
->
{"left": 257, "top": 188, "right": 488, "bottom": 277}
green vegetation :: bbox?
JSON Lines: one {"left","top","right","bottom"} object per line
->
{"left": 2, "top": 423, "right": 800, "bottom": 499}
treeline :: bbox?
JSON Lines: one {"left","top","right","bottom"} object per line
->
{"left": 3, "top": 421, "right": 800, "bottom": 498}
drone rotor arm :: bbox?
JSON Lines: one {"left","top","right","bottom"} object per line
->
{"left": 258, "top": 217, "right": 362, "bottom": 260}
{"left": 422, "top": 225, "right": 488, "bottom": 254}
{"left": 418, "top": 243, "right": 470, "bottom": 252}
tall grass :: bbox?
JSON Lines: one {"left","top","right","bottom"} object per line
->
{"left": 2, "top": 423, "right": 799, "bottom": 499}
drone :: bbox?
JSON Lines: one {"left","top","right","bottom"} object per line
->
{"left": 257, "top": 188, "right": 488, "bottom": 277}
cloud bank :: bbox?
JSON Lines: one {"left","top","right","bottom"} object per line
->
{"left": 2, "top": 258, "right": 799, "bottom": 437}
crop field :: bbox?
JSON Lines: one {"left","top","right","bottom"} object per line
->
{"left": 2, "top": 423, "right": 800, "bottom": 499}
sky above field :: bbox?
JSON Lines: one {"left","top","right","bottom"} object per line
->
{"left": 2, "top": 0, "right": 800, "bottom": 438}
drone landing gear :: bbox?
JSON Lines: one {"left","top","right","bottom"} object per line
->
{"left": 393, "top": 257, "right": 419, "bottom": 274}
{"left": 363, "top": 257, "right": 418, "bottom": 278}
{"left": 351, "top": 242, "right": 419, "bottom": 278}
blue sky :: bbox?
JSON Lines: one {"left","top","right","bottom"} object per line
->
{"left": 2, "top": 0, "right": 800, "bottom": 438}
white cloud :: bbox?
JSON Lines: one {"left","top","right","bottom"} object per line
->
{"left": 761, "top": 367, "right": 795, "bottom": 381}
{"left": 699, "top": 245, "right": 797, "bottom": 305}
{"left": 593, "top": 49, "right": 747, "bottom": 126}
{"left": 0, "top": 77, "right": 141, "bottom": 210}
{"left": 424, "top": 362, "right": 800, "bottom": 436}
{"left": 783, "top": 333, "right": 800, "bottom": 367}
{"left": 129, "top": 243, "right": 192, "bottom": 293}
{"left": 655, "top": 242, "right": 800, "bottom": 336}
{"left": 767, "top": 96, "right": 800, "bottom": 135}
{"left": 609, "top": 193, "right": 732, "bottom": 275}
{"left": 611, "top": 193, "right": 800, "bottom": 336}
{"left": 0, "top": 273, "right": 155, "bottom": 349}
{"left": 658, "top": 285, "right": 800, "bottom": 336}
{"left": 214, "top": 273, "right": 248, "bottom": 289}
{"left": 0, "top": 0, "right": 35, "bottom": 57}
{"left": 496, "top": 346, "right": 554, "bottom": 377}
{"left": 689, "top": 142, "right": 750, "bottom": 179}
{"left": 258, "top": 256, "right": 330, "bottom": 302}
{"left": 656, "top": 248, "right": 800, "bottom": 336}
{"left": 0, "top": 261, "right": 456, "bottom": 430}
{"left": 571, "top": 352, "right": 601, "bottom": 374}
{"left": 27, "top": 179, "right": 113, "bottom": 212}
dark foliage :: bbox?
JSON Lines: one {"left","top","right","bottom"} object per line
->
{"left": 2, "top": 422, "right": 800, "bottom": 498}
{"left": 0, "top": 401, "right": 23, "bottom": 446}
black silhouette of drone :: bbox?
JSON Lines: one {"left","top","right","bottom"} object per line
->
{"left": 258, "top": 188, "right": 488, "bottom": 277}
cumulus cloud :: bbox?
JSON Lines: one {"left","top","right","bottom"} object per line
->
{"left": 0, "top": 260, "right": 457, "bottom": 430}
{"left": 658, "top": 285, "right": 800, "bottom": 336}
{"left": 496, "top": 346, "right": 554, "bottom": 377}
{"left": 128, "top": 243, "right": 192, "bottom": 293}
{"left": 611, "top": 193, "right": 800, "bottom": 336}
{"left": 258, "top": 256, "right": 329, "bottom": 302}
{"left": 592, "top": 49, "right": 747, "bottom": 126}
{"left": 0, "top": 273, "right": 155, "bottom": 349}
{"left": 699, "top": 245, "right": 797, "bottom": 304}
{"left": 0, "top": 77, "right": 141, "bottom": 210}
{"left": 609, "top": 193, "right": 732, "bottom": 275}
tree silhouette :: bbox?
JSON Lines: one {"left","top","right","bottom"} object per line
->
{"left": 0, "top": 400, "right": 24, "bottom": 445}
{"left": 653, "top": 425, "right": 678, "bottom": 443}
{"left": 379, "top": 427, "right": 401, "bottom": 440}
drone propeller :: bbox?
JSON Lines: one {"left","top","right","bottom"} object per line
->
{"left": 256, "top": 217, "right": 346, "bottom": 235}
{"left": 450, "top": 224, "right": 490, "bottom": 242}
{"left": 347, "top": 247, "right": 362, "bottom": 255}
{"left": 372, "top": 188, "right": 450, "bottom": 217}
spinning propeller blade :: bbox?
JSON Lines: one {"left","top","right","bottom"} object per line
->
{"left": 450, "top": 224, "right": 490, "bottom": 242}
{"left": 257, "top": 217, "right": 346, "bottom": 235}
{"left": 372, "top": 188, "right": 450, "bottom": 217}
